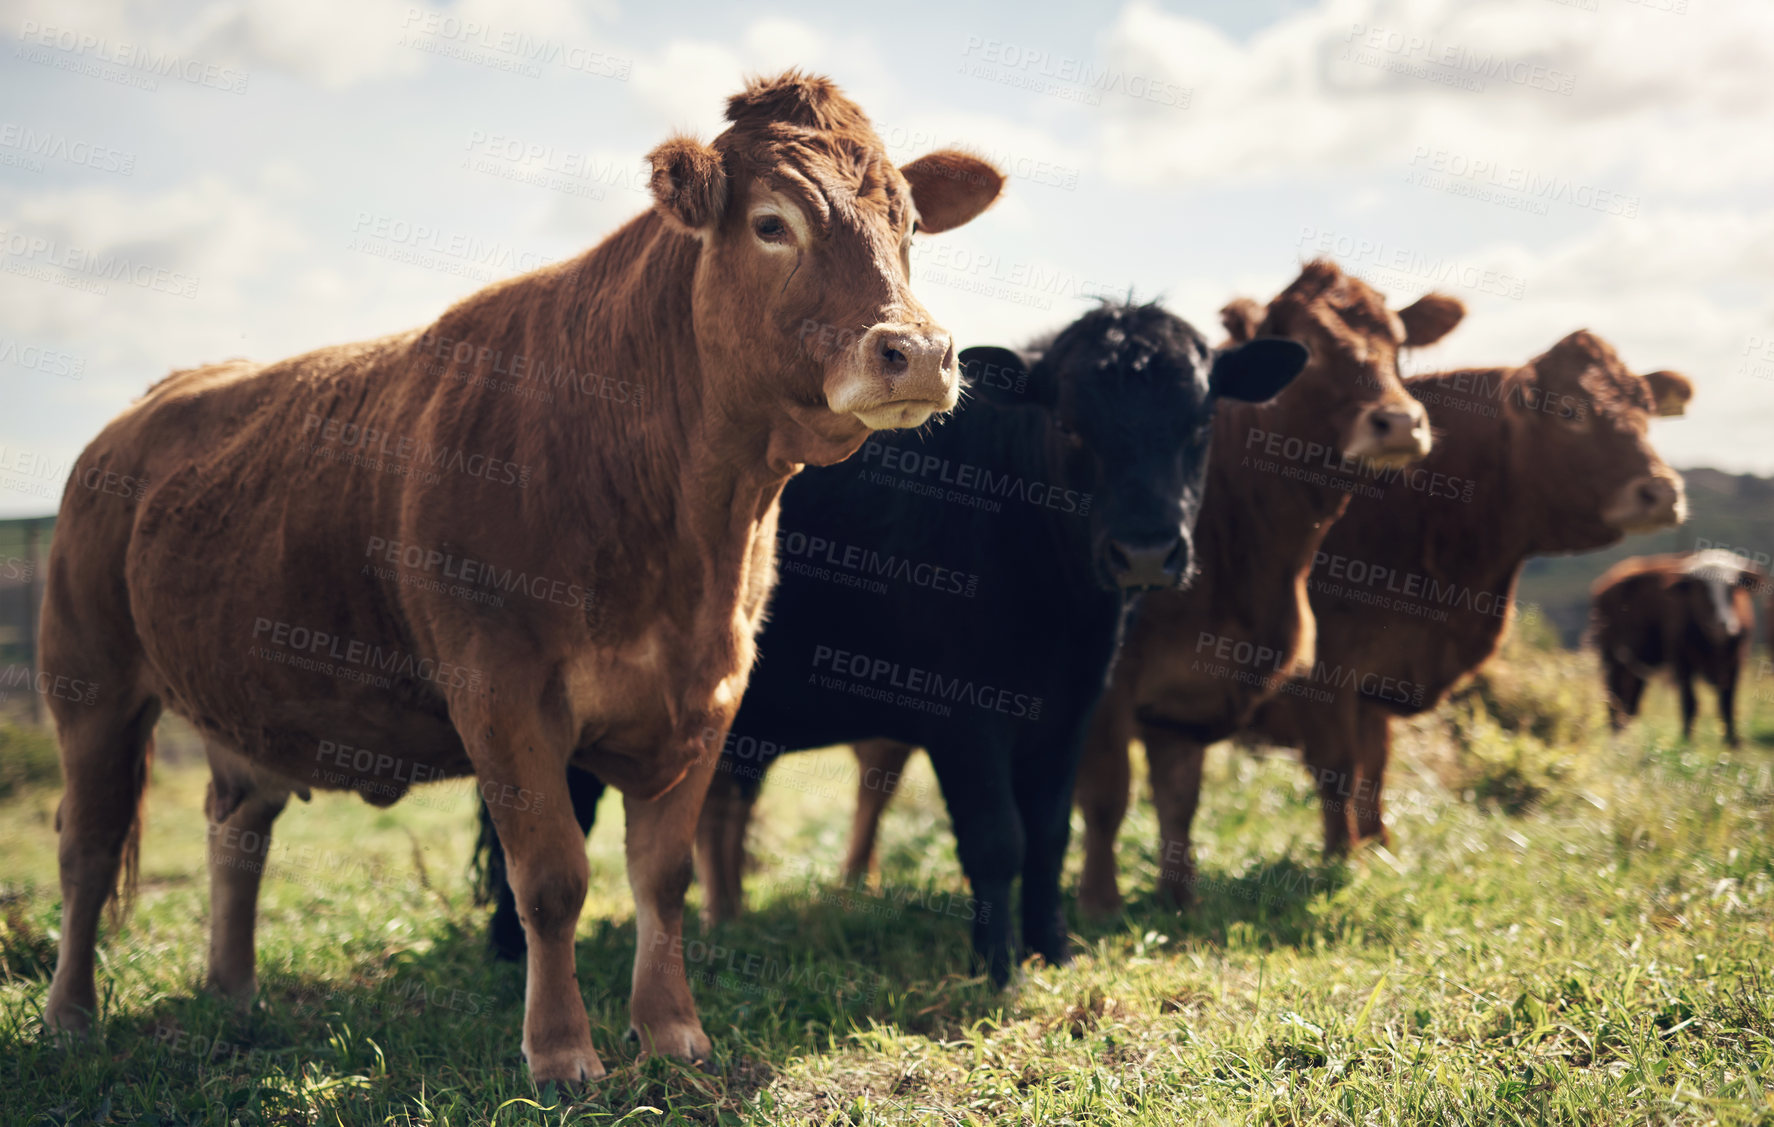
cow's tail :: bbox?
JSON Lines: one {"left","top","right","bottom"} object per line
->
{"left": 107, "top": 730, "right": 153, "bottom": 926}
{"left": 469, "top": 794, "right": 501, "bottom": 907}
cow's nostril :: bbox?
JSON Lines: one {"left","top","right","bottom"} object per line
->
{"left": 1371, "top": 413, "right": 1393, "bottom": 435}
{"left": 1107, "top": 541, "right": 1132, "bottom": 573}
{"left": 881, "top": 346, "right": 907, "bottom": 372}
{"left": 1639, "top": 482, "right": 1661, "bottom": 506}
{"left": 1164, "top": 540, "right": 1185, "bottom": 569}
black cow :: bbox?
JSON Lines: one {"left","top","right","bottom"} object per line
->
{"left": 475, "top": 302, "right": 1306, "bottom": 981}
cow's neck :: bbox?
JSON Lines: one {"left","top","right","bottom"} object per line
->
{"left": 1198, "top": 388, "right": 1358, "bottom": 621}
{"left": 1406, "top": 372, "right": 1535, "bottom": 595}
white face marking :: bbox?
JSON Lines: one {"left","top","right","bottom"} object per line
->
{"left": 749, "top": 189, "right": 810, "bottom": 252}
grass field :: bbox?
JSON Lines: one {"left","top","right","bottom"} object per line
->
{"left": 4, "top": 629, "right": 1774, "bottom": 1125}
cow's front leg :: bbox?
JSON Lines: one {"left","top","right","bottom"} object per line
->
{"left": 928, "top": 744, "right": 1021, "bottom": 986}
{"left": 462, "top": 701, "right": 599, "bottom": 1085}
{"left": 624, "top": 746, "right": 718, "bottom": 1062}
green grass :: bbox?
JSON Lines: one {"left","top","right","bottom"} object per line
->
{"left": 4, "top": 639, "right": 1774, "bottom": 1125}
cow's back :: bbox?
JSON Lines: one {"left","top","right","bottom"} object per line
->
{"left": 55, "top": 333, "right": 449, "bottom": 763}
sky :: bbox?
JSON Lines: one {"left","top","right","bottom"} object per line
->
{"left": 2, "top": 0, "right": 1771, "bottom": 518}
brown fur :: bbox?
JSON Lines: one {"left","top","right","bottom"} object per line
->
{"left": 1592, "top": 552, "right": 1760, "bottom": 747}
{"left": 38, "top": 71, "right": 1001, "bottom": 1084}
{"left": 1072, "top": 261, "right": 1464, "bottom": 915}
{"left": 1243, "top": 331, "right": 1688, "bottom": 853}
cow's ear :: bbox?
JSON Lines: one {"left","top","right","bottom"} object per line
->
{"left": 1220, "top": 298, "right": 1264, "bottom": 344}
{"left": 1210, "top": 338, "right": 1309, "bottom": 404}
{"left": 961, "top": 345, "right": 1048, "bottom": 406}
{"left": 1643, "top": 369, "right": 1693, "bottom": 416}
{"left": 647, "top": 136, "right": 728, "bottom": 233}
{"left": 1397, "top": 292, "right": 1465, "bottom": 347}
{"left": 901, "top": 151, "right": 1003, "bottom": 234}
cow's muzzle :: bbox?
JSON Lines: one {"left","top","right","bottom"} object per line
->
{"left": 1603, "top": 472, "right": 1686, "bottom": 533}
{"left": 1343, "top": 400, "right": 1431, "bottom": 468}
{"left": 1106, "top": 534, "right": 1193, "bottom": 591}
{"left": 825, "top": 324, "right": 960, "bottom": 430}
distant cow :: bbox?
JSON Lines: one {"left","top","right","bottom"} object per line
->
{"left": 478, "top": 301, "right": 1309, "bottom": 982}
{"left": 39, "top": 72, "right": 1002, "bottom": 1085}
{"left": 1244, "top": 332, "right": 1689, "bottom": 853}
{"left": 1592, "top": 550, "right": 1762, "bottom": 747}
{"left": 1069, "top": 262, "right": 1462, "bottom": 915}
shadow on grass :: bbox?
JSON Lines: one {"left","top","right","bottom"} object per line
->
{"left": 1075, "top": 855, "right": 1356, "bottom": 953}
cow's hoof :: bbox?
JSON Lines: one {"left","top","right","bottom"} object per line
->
{"left": 626, "top": 1020, "right": 712, "bottom": 1064}
{"left": 1155, "top": 881, "right": 1196, "bottom": 912}
{"left": 42, "top": 997, "right": 94, "bottom": 1036}
{"left": 1077, "top": 888, "right": 1123, "bottom": 921}
{"left": 525, "top": 1040, "right": 606, "bottom": 1085}
{"left": 203, "top": 971, "right": 257, "bottom": 1012}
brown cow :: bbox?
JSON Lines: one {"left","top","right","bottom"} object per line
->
{"left": 38, "top": 72, "right": 1001, "bottom": 1084}
{"left": 818, "top": 262, "right": 1460, "bottom": 910}
{"left": 1068, "top": 262, "right": 1462, "bottom": 914}
{"left": 1243, "top": 332, "right": 1688, "bottom": 855}
{"left": 1592, "top": 551, "right": 1762, "bottom": 747}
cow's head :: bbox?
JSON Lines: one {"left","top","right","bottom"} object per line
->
{"left": 646, "top": 72, "right": 1002, "bottom": 467}
{"left": 1505, "top": 330, "right": 1687, "bottom": 549}
{"left": 960, "top": 302, "right": 1307, "bottom": 591}
{"left": 1225, "top": 259, "right": 1463, "bottom": 468}
{"left": 1672, "top": 551, "right": 1759, "bottom": 647}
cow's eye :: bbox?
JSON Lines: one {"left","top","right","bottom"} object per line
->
{"left": 1054, "top": 420, "right": 1084, "bottom": 448}
{"left": 752, "top": 215, "right": 790, "bottom": 244}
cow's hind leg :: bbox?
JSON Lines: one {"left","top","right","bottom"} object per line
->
{"left": 43, "top": 695, "right": 159, "bottom": 1034}
{"left": 1349, "top": 702, "right": 1392, "bottom": 847}
{"left": 694, "top": 760, "right": 761, "bottom": 925}
{"left": 202, "top": 742, "right": 289, "bottom": 1006}
{"left": 1677, "top": 665, "right": 1698, "bottom": 742}
{"left": 1074, "top": 688, "right": 1134, "bottom": 919}
{"left": 1143, "top": 724, "right": 1207, "bottom": 909}
{"left": 842, "top": 739, "right": 915, "bottom": 888}
{"left": 625, "top": 752, "right": 718, "bottom": 1062}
